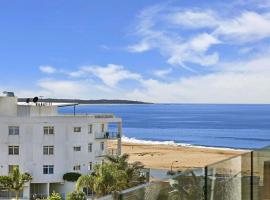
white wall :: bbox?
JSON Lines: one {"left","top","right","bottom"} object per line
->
{"left": 0, "top": 96, "right": 17, "bottom": 117}
{"left": 0, "top": 116, "right": 122, "bottom": 184}
{"left": 0, "top": 96, "right": 122, "bottom": 198}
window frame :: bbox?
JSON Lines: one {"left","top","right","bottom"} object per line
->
{"left": 8, "top": 165, "right": 19, "bottom": 174}
{"left": 101, "top": 124, "right": 105, "bottom": 132}
{"left": 43, "top": 165, "right": 54, "bottom": 174}
{"left": 8, "top": 126, "right": 19, "bottom": 135}
{"left": 73, "top": 146, "right": 81, "bottom": 152}
{"left": 43, "top": 146, "right": 54, "bottom": 155}
{"left": 43, "top": 126, "right": 54, "bottom": 135}
{"left": 100, "top": 142, "right": 104, "bottom": 151}
{"left": 88, "top": 162, "right": 93, "bottom": 171}
{"left": 88, "top": 124, "right": 93, "bottom": 134}
{"left": 73, "top": 165, "right": 81, "bottom": 171}
{"left": 73, "top": 127, "right": 81, "bottom": 133}
{"left": 8, "top": 146, "right": 19, "bottom": 155}
{"left": 88, "top": 143, "right": 92, "bottom": 152}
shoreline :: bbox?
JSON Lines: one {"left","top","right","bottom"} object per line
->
{"left": 111, "top": 141, "right": 248, "bottom": 170}
{"left": 122, "top": 136, "right": 248, "bottom": 151}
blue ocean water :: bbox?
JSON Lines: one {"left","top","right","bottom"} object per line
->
{"left": 59, "top": 104, "right": 270, "bottom": 149}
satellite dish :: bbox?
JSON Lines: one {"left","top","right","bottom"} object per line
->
{"left": 26, "top": 98, "right": 30, "bottom": 103}
{"left": 33, "top": 97, "right": 39, "bottom": 103}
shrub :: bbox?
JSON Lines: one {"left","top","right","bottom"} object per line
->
{"left": 63, "top": 172, "right": 81, "bottom": 182}
{"left": 48, "top": 192, "right": 62, "bottom": 200}
{"left": 66, "top": 191, "right": 86, "bottom": 200}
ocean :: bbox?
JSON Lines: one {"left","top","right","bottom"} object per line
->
{"left": 59, "top": 104, "right": 270, "bottom": 150}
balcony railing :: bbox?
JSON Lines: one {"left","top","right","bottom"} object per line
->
{"left": 95, "top": 149, "right": 118, "bottom": 157}
{"left": 95, "top": 131, "right": 120, "bottom": 140}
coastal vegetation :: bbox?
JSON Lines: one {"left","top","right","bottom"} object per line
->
{"left": 0, "top": 167, "right": 32, "bottom": 200}
{"left": 63, "top": 172, "right": 82, "bottom": 182}
{"left": 48, "top": 192, "right": 62, "bottom": 200}
{"left": 76, "top": 153, "right": 146, "bottom": 197}
{"left": 66, "top": 191, "right": 86, "bottom": 200}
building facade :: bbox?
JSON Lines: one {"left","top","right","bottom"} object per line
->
{"left": 0, "top": 94, "right": 122, "bottom": 199}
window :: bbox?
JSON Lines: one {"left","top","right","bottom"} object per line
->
{"left": 100, "top": 142, "right": 104, "bottom": 151}
{"left": 43, "top": 146, "right": 54, "bottom": 155}
{"left": 83, "top": 188, "right": 92, "bottom": 196}
{"left": 73, "top": 146, "right": 81, "bottom": 151}
{"left": 43, "top": 165, "right": 54, "bottom": 174}
{"left": 101, "top": 124, "right": 105, "bottom": 132}
{"left": 8, "top": 165, "right": 19, "bottom": 174}
{"left": 88, "top": 143, "right": 92, "bottom": 152}
{"left": 73, "top": 165, "right": 81, "bottom": 171}
{"left": 8, "top": 146, "right": 19, "bottom": 155}
{"left": 44, "top": 126, "right": 54, "bottom": 135}
{"left": 88, "top": 124, "right": 93, "bottom": 134}
{"left": 74, "top": 127, "right": 81, "bottom": 133}
{"left": 8, "top": 126, "right": 19, "bottom": 135}
{"left": 88, "top": 162, "right": 93, "bottom": 171}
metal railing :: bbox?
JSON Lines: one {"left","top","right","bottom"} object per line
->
{"left": 95, "top": 131, "right": 120, "bottom": 140}
{"left": 95, "top": 149, "right": 119, "bottom": 157}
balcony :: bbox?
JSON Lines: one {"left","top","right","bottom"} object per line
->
{"left": 95, "top": 131, "right": 121, "bottom": 140}
{"left": 95, "top": 149, "right": 119, "bottom": 157}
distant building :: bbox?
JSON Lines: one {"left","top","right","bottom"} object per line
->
{"left": 0, "top": 93, "right": 122, "bottom": 199}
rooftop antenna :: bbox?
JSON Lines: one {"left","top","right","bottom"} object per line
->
{"left": 33, "top": 97, "right": 39, "bottom": 103}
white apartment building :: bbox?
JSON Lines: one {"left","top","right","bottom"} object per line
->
{"left": 0, "top": 93, "right": 122, "bottom": 199}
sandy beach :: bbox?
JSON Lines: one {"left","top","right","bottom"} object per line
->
{"left": 111, "top": 142, "right": 248, "bottom": 170}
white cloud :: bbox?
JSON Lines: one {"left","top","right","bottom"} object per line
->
{"left": 215, "top": 11, "right": 270, "bottom": 42}
{"left": 128, "top": 40, "right": 151, "bottom": 52}
{"left": 128, "top": 7, "right": 221, "bottom": 68}
{"left": 69, "top": 70, "right": 85, "bottom": 78}
{"left": 81, "top": 64, "right": 142, "bottom": 87}
{"left": 126, "top": 71, "right": 270, "bottom": 103}
{"left": 168, "top": 9, "right": 270, "bottom": 42}
{"left": 68, "top": 64, "right": 142, "bottom": 87}
{"left": 13, "top": 3, "right": 270, "bottom": 103}
{"left": 35, "top": 79, "right": 117, "bottom": 99}
{"left": 167, "top": 10, "right": 219, "bottom": 29}
{"left": 189, "top": 33, "right": 221, "bottom": 52}
{"left": 10, "top": 56, "right": 270, "bottom": 103}
{"left": 153, "top": 68, "right": 172, "bottom": 78}
{"left": 125, "top": 49, "right": 270, "bottom": 103}
{"left": 39, "top": 66, "right": 56, "bottom": 74}
{"left": 218, "top": 51, "right": 270, "bottom": 73}
{"left": 129, "top": 5, "right": 270, "bottom": 70}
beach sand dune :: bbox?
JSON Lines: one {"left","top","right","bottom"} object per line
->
{"left": 110, "top": 142, "right": 247, "bottom": 170}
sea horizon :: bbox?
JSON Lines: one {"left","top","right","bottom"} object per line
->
{"left": 59, "top": 103, "right": 270, "bottom": 150}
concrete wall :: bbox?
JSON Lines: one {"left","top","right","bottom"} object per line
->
{"left": 0, "top": 116, "right": 121, "bottom": 183}
{"left": 0, "top": 96, "right": 122, "bottom": 198}
{"left": 0, "top": 96, "right": 17, "bottom": 117}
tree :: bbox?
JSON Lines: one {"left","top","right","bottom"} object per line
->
{"left": 76, "top": 154, "right": 146, "bottom": 198}
{"left": 168, "top": 171, "right": 204, "bottom": 200}
{"left": 76, "top": 162, "right": 127, "bottom": 197}
{"left": 106, "top": 153, "right": 146, "bottom": 187}
{"left": 48, "top": 192, "right": 62, "bottom": 200}
{"left": 63, "top": 172, "right": 81, "bottom": 182}
{"left": 105, "top": 153, "right": 129, "bottom": 169}
{"left": 66, "top": 191, "right": 86, "bottom": 200}
{"left": 0, "top": 167, "right": 32, "bottom": 200}
{"left": 125, "top": 161, "right": 145, "bottom": 187}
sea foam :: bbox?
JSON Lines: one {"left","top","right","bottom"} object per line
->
{"left": 122, "top": 135, "right": 246, "bottom": 151}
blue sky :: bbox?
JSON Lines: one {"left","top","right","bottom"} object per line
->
{"left": 1, "top": 0, "right": 270, "bottom": 103}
